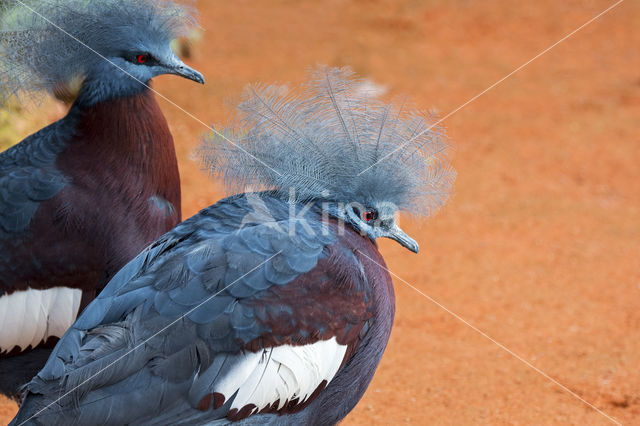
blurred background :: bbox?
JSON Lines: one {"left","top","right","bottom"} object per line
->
{"left": 1, "top": 0, "right": 638, "bottom": 423}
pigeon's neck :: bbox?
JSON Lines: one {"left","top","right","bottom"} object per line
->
{"left": 75, "top": 73, "right": 149, "bottom": 106}
{"left": 300, "top": 222, "right": 395, "bottom": 423}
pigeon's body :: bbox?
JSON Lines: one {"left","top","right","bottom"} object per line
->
{"left": 1, "top": 87, "right": 180, "bottom": 297}
{"left": 0, "top": 0, "right": 203, "bottom": 398}
{"left": 12, "top": 192, "right": 394, "bottom": 425}
{"left": 14, "top": 67, "right": 454, "bottom": 424}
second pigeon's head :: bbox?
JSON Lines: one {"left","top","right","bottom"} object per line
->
{"left": 201, "top": 67, "right": 456, "bottom": 253}
{"left": 328, "top": 200, "right": 421, "bottom": 253}
{"left": 0, "top": 0, "right": 203, "bottom": 105}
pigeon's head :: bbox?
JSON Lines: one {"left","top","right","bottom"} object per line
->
{"left": 200, "top": 66, "right": 456, "bottom": 254}
{"left": 98, "top": 17, "right": 204, "bottom": 89}
{"left": 0, "top": 0, "right": 203, "bottom": 105}
{"left": 331, "top": 200, "right": 419, "bottom": 253}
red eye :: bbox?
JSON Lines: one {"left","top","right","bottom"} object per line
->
{"left": 362, "top": 210, "right": 375, "bottom": 222}
{"left": 136, "top": 54, "right": 149, "bottom": 64}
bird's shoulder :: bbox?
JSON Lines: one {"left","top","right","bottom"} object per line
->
{"left": 0, "top": 114, "right": 75, "bottom": 235}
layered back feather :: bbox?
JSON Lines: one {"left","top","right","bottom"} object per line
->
{"left": 200, "top": 66, "right": 456, "bottom": 217}
{"left": 0, "top": 0, "right": 196, "bottom": 103}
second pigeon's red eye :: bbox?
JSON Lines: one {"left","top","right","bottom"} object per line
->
{"left": 136, "top": 54, "right": 149, "bottom": 64}
{"left": 362, "top": 211, "right": 376, "bottom": 222}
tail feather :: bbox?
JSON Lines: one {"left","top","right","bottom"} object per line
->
{"left": 10, "top": 391, "right": 56, "bottom": 426}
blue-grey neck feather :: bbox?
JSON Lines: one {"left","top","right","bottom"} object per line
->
{"left": 0, "top": 0, "right": 196, "bottom": 104}
{"left": 75, "top": 64, "right": 148, "bottom": 105}
{"left": 199, "top": 66, "right": 457, "bottom": 218}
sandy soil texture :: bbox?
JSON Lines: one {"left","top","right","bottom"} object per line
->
{"left": 2, "top": 0, "right": 639, "bottom": 424}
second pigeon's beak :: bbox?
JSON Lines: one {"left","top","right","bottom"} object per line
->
{"left": 385, "top": 224, "right": 420, "bottom": 254}
{"left": 167, "top": 57, "right": 204, "bottom": 84}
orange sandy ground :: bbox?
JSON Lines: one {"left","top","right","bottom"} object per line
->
{"left": 2, "top": 0, "right": 639, "bottom": 424}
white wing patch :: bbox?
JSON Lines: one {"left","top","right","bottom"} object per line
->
{"left": 215, "top": 337, "right": 347, "bottom": 414}
{"left": 0, "top": 287, "right": 82, "bottom": 353}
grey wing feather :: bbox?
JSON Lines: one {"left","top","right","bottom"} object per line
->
{"left": 0, "top": 118, "right": 70, "bottom": 236}
{"left": 0, "top": 167, "right": 68, "bottom": 233}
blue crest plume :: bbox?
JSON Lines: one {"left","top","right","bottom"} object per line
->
{"left": 0, "top": 0, "right": 197, "bottom": 103}
{"left": 200, "top": 66, "right": 456, "bottom": 217}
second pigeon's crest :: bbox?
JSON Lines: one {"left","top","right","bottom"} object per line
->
{"left": 0, "top": 0, "right": 197, "bottom": 103}
{"left": 200, "top": 66, "right": 456, "bottom": 217}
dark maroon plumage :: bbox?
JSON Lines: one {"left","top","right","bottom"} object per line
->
{"left": 4, "top": 89, "right": 180, "bottom": 296}
{"left": 242, "top": 230, "right": 378, "bottom": 352}
{"left": 53, "top": 88, "right": 181, "bottom": 291}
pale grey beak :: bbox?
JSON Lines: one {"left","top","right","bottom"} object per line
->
{"left": 168, "top": 57, "right": 204, "bottom": 84}
{"left": 385, "top": 224, "right": 419, "bottom": 253}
